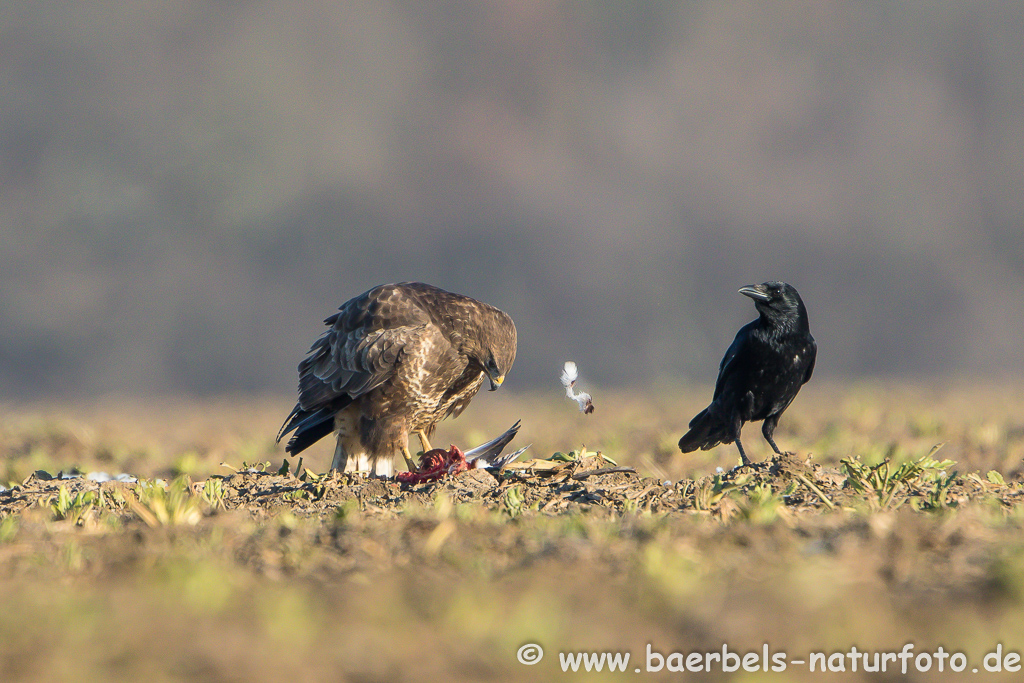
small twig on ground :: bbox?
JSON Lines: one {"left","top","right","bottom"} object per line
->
{"left": 795, "top": 473, "right": 835, "bottom": 510}
{"left": 572, "top": 467, "right": 637, "bottom": 481}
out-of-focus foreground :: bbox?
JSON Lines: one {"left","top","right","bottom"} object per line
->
{"left": 2, "top": 383, "right": 1024, "bottom": 681}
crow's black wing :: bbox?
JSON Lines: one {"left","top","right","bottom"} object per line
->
{"left": 711, "top": 320, "right": 757, "bottom": 400}
{"left": 801, "top": 340, "right": 817, "bottom": 385}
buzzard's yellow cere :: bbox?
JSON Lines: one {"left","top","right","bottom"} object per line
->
{"left": 277, "top": 282, "right": 517, "bottom": 477}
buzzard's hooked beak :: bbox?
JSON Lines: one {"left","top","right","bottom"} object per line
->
{"left": 738, "top": 284, "right": 771, "bottom": 303}
{"left": 489, "top": 374, "right": 505, "bottom": 391}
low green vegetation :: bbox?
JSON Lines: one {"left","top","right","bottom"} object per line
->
{"left": 1, "top": 383, "right": 1024, "bottom": 682}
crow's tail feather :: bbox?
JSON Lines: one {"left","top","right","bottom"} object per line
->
{"left": 678, "top": 407, "right": 732, "bottom": 453}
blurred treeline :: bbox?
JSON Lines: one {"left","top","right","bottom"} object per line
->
{"left": 2, "top": 1, "right": 1023, "bottom": 397}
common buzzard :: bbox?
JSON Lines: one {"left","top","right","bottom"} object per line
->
{"left": 277, "top": 282, "right": 517, "bottom": 476}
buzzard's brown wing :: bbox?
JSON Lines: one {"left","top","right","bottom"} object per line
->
{"left": 278, "top": 281, "right": 515, "bottom": 459}
{"left": 277, "top": 289, "right": 432, "bottom": 454}
{"left": 296, "top": 325, "right": 421, "bottom": 411}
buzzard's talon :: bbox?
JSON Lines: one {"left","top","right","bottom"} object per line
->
{"left": 400, "top": 445, "right": 418, "bottom": 472}
{"left": 415, "top": 429, "right": 433, "bottom": 453}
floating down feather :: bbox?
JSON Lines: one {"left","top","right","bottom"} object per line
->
{"left": 560, "top": 362, "right": 595, "bottom": 414}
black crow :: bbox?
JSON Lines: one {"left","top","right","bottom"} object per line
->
{"left": 679, "top": 282, "right": 816, "bottom": 465}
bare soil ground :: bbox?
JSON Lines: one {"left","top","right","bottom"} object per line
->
{"left": 3, "top": 382, "right": 1024, "bottom": 682}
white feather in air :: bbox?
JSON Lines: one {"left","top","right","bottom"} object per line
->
{"left": 560, "top": 361, "right": 578, "bottom": 388}
{"left": 560, "top": 361, "right": 594, "bottom": 414}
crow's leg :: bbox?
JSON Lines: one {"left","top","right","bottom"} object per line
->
{"left": 734, "top": 438, "right": 751, "bottom": 466}
{"left": 762, "top": 415, "right": 784, "bottom": 455}
{"left": 731, "top": 411, "right": 751, "bottom": 466}
{"left": 415, "top": 429, "right": 432, "bottom": 453}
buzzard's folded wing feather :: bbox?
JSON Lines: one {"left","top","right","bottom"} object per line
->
{"left": 298, "top": 325, "right": 423, "bottom": 411}
{"left": 280, "top": 325, "right": 422, "bottom": 451}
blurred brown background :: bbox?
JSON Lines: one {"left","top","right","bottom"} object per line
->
{"left": 2, "top": 1, "right": 1022, "bottom": 398}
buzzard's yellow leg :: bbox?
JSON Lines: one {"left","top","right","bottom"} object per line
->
{"left": 400, "top": 444, "right": 418, "bottom": 471}
{"left": 415, "top": 430, "right": 432, "bottom": 453}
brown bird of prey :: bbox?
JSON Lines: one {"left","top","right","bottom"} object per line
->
{"left": 277, "top": 282, "right": 517, "bottom": 477}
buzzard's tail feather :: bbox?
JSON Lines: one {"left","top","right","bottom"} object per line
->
{"left": 678, "top": 407, "right": 731, "bottom": 453}
{"left": 276, "top": 405, "right": 302, "bottom": 442}
{"left": 286, "top": 419, "right": 334, "bottom": 456}
{"left": 277, "top": 405, "right": 342, "bottom": 456}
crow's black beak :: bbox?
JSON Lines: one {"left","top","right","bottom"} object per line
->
{"left": 738, "top": 285, "right": 771, "bottom": 302}
{"left": 489, "top": 374, "right": 504, "bottom": 391}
